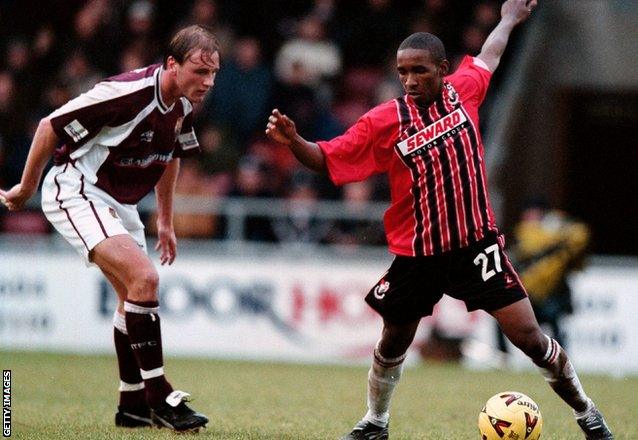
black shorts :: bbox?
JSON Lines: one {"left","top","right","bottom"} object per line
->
{"left": 365, "top": 232, "right": 527, "bottom": 324}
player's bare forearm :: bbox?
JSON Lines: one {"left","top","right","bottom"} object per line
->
{"left": 154, "top": 158, "right": 180, "bottom": 228}
{"left": 477, "top": 20, "right": 516, "bottom": 72}
{"left": 22, "top": 119, "right": 59, "bottom": 189}
{"left": 0, "top": 118, "right": 59, "bottom": 210}
{"left": 289, "top": 135, "right": 327, "bottom": 174}
{"left": 477, "top": 0, "right": 536, "bottom": 72}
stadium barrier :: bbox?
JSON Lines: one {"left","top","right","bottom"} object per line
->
{"left": 0, "top": 242, "right": 636, "bottom": 374}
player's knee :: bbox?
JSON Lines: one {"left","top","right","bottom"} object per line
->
{"left": 507, "top": 325, "right": 546, "bottom": 360}
{"left": 128, "top": 268, "right": 159, "bottom": 301}
{"left": 379, "top": 327, "right": 417, "bottom": 358}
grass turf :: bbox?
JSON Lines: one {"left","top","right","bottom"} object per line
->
{"left": 2, "top": 351, "right": 636, "bottom": 439}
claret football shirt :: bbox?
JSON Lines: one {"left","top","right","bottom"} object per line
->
{"left": 318, "top": 56, "right": 498, "bottom": 256}
{"left": 49, "top": 64, "right": 200, "bottom": 204}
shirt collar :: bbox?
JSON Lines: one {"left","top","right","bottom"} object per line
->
{"left": 154, "top": 67, "right": 175, "bottom": 114}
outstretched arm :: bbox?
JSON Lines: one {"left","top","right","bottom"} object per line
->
{"left": 477, "top": 0, "right": 538, "bottom": 72}
{"left": 0, "top": 118, "right": 59, "bottom": 210}
{"left": 265, "top": 109, "right": 327, "bottom": 174}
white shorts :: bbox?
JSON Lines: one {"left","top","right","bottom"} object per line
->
{"left": 41, "top": 163, "right": 147, "bottom": 265}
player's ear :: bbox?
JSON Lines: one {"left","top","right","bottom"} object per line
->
{"left": 439, "top": 59, "right": 450, "bottom": 77}
{"left": 166, "top": 56, "right": 178, "bottom": 74}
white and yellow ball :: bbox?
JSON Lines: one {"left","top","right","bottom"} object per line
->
{"left": 478, "top": 391, "right": 543, "bottom": 440}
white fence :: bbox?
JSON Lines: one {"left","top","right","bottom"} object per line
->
{"left": 1, "top": 244, "right": 637, "bottom": 374}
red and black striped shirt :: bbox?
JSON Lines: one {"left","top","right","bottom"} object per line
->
{"left": 318, "top": 56, "right": 497, "bottom": 256}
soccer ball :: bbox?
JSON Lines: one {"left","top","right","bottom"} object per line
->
{"left": 478, "top": 391, "right": 543, "bottom": 440}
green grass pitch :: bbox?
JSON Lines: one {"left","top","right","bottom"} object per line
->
{"left": 2, "top": 351, "right": 636, "bottom": 439}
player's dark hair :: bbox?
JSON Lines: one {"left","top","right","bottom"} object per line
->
{"left": 398, "top": 32, "right": 446, "bottom": 63}
{"left": 164, "top": 25, "right": 219, "bottom": 68}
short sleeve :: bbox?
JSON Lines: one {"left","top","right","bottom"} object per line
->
{"left": 446, "top": 56, "right": 492, "bottom": 107}
{"left": 48, "top": 81, "right": 122, "bottom": 151}
{"left": 173, "top": 99, "right": 200, "bottom": 158}
{"left": 317, "top": 102, "right": 398, "bottom": 186}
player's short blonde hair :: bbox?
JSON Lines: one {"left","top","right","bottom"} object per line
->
{"left": 164, "top": 25, "right": 219, "bottom": 68}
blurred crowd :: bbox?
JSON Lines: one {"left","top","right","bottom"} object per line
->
{"left": 0, "top": 0, "right": 505, "bottom": 244}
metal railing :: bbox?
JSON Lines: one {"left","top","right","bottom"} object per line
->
{"left": 15, "top": 190, "right": 388, "bottom": 243}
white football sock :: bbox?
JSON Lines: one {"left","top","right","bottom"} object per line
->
{"left": 537, "top": 335, "right": 589, "bottom": 412}
{"left": 362, "top": 345, "right": 406, "bottom": 427}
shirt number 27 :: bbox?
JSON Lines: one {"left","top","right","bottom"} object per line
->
{"left": 473, "top": 244, "right": 502, "bottom": 281}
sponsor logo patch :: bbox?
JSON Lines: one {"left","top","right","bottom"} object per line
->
{"left": 178, "top": 129, "right": 199, "bottom": 150}
{"left": 63, "top": 119, "right": 89, "bottom": 143}
{"left": 397, "top": 108, "right": 467, "bottom": 157}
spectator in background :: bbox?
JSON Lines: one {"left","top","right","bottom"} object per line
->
{"left": 324, "top": 180, "right": 385, "bottom": 248}
{"left": 124, "top": 0, "right": 160, "bottom": 64}
{"left": 272, "top": 19, "right": 344, "bottom": 144}
{"left": 197, "top": 123, "right": 240, "bottom": 176}
{"left": 309, "top": 0, "right": 337, "bottom": 25}
{"left": 227, "top": 155, "right": 277, "bottom": 242}
{"left": 5, "top": 37, "right": 31, "bottom": 76}
{"left": 204, "top": 36, "right": 272, "bottom": 143}
{"left": 4, "top": 38, "right": 39, "bottom": 118}
{"left": 58, "top": 50, "right": 103, "bottom": 97}
{"left": 336, "top": 0, "right": 403, "bottom": 69}
{"left": 512, "top": 199, "right": 590, "bottom": 349}
{"left": 272, "top": 63, "right": 324, "bottom": 142}
{"left": 0, "top": 72, "right": 20, "bottom": 145}
{"left": 149, "top": 159, "right": 220, "bottom": 239}
{"left": 34, "top": 82, "right": 72, "bottom": 120}
{"left": 31, "top": 25, "right": 57, "bottom": 64}
{"left": 374, "top": 56, "right": 405, "bottom": 105}
{"left": 461, "top": 24, "right": 487, "bottom": 55}
{"left": 0, "top": 102, "right": 49, "bottom": 233}
{"left": 473, "top": 1, "right": 501, "bottom": 32}
{"left": 243, "top": 137, "right": 298, "bottom": 190}
{"left": 127, "top": 0, "right": 155, "bottom": 38}
{"left": 0, "top": 0, "right": 517, "bottom": 238}
{"left": 179, "top": 0, "right": 235, "bottom": 58}
{"left": 72, "top": 0, "right": 122, "bottom": 74}
{"left": 0, "top": 140, "right": 4, "bottom": 189}
{"left": 274, "top": 14, "right": 341, "bottom": 91}
{"left": 419, "top": 0, "right": 466, "bottom": 54}
{"left": 118, "top": 42, "right": 150, "bottom": 73}
{"left": 272, "top": 169, "right": 332, "bottom": 245}
{"left": 0, "top": 71, "right": 31, "bottom": 186}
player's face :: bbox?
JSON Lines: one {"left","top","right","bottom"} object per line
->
{"left": 397, "top": 48, "right": 449, "bottom": 107}
{"left": 174, "top": 49, "right": 220, "bottom": 103}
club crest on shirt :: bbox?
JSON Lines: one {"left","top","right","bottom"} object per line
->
{"left": 140, "top": 130, "right": 154, "bottom": 142}
{"left": 445, "top": 82, "right": 459, "bottom": 106}
{"left": 174, "top": 116, "right": 184, "bottom": 141}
